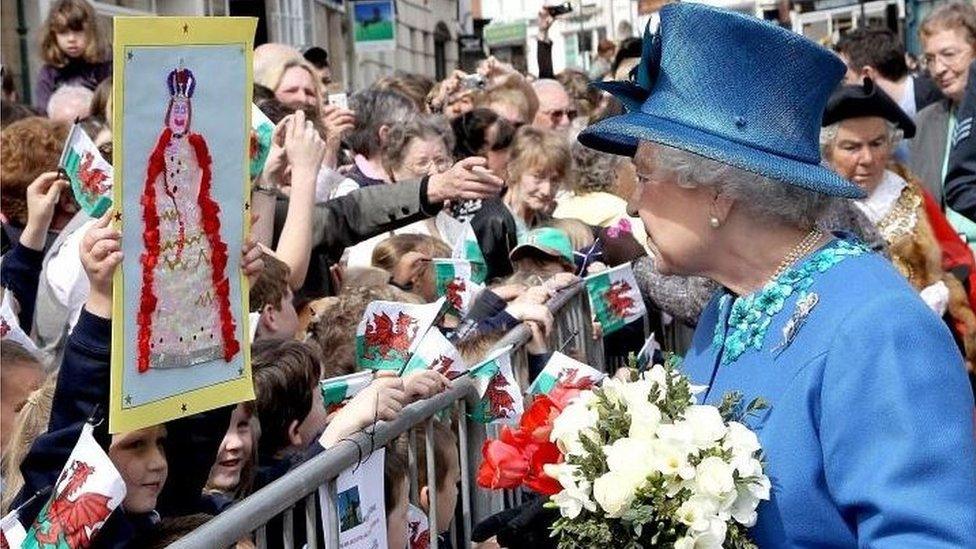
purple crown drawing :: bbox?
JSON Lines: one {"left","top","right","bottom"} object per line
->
{"left": 167, "top": 63, "right": 196, "bottom": 98}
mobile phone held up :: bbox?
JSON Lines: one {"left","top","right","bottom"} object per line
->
{"left": 328, "top": 92, "right": 349, "bottom": 110}
{"left": 460, "top": 73, "right": 486, "bottom": 91}
{"left": 545, "top": 2, "right": 573, "bottom": 17}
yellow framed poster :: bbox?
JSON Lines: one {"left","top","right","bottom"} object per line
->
{"left": 110, "top": 17, "right": 257, "bottom": 433}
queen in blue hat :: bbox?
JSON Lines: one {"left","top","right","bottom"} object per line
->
{"left": 581, "top": 3, "right": 976, "bottom": 547}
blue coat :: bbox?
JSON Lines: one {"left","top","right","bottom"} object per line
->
{"left": 681, "top": 239, "right": 976, "bottom": 547}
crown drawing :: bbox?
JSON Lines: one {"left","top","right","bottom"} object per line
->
{"left": 167, "top": 60, "right": 196, "bottom": 98}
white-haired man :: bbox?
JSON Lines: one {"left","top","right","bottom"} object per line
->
{"left": 531, "top": 79, "right": 575, "bottom": 133}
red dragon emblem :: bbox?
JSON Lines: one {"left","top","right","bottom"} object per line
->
{"left": 30, "top": 460, "right": 113, "bottom": 548}
{"left": 408, "top": 518, "right": 430, "bottom": 549}
{"left": 554, "top": 367, "right": 598, "bottom": 391}
{"left": 431, "top": 355, "right": 456, "bottom": 377}
{"left": 363, "top": 311, "right": 417, "bottom": 360}
{"left": 0, "top": 317, "right": 10, "bottom": 339}
{"left": 445, "top": 277, "right": 466, "bottom": 312}
{"left": 477, "top": 372, "right": 517, "bottom": 422}
{"left": 604, "top": 280, "right": 637, "bottom": 319}
{"left": 78, "top": 152, "right": 110, "bottom": 198}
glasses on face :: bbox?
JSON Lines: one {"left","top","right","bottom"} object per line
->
{"left": 544, "top": 108, "right": 578, "bottom": 122}
{"left": 925, "top": 48, "right": 966, "bottom": 68}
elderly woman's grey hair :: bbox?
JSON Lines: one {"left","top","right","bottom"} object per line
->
{"left": 818, "top": 120, "right": 904, "bottom": 154}
{"left": 651, "top": 143, "right": 830, "bottom": 229}
{"left": 347, "top": 88, "right": 417, "bottom": 157}
{"left": 382, "top": 114, "right": 455, "bottom": 173}
{"left": 571, "top": 141, "right": 621, "bottom": 194}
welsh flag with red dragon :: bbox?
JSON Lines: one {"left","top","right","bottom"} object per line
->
{"left": 401, "top": 326, "right": 467, "bottom": 378}
{"left": 583, "top": 262, "right": 646, "bottom": 335}
{"left": 469, "top": 346, "right": 523, "bottom": 424}
{"left": 22, "top": 423, "right": 126, "bottom": 549}
{"left": 355, "top": 298, "right": 445, "bottom": 371}
{"left": 58, "top": 123, "right": 113, "bottom": 217}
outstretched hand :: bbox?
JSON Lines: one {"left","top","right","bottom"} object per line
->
{"left": 21, "top": 171, "right": 69, "bottom": 251}
{"left": 320, "top": 376, "right": 408, "bottom": 448}
{"left": 427, "top": 157, "right": 504, "bottom": 203}
{"left": 80, "top": 210, "right": 122, "bottom": 318}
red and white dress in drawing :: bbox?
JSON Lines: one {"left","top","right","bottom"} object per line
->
{"left": 136, "top": 64, "right": 239, "bottom": 373}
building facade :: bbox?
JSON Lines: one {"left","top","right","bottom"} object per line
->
{"left": 1, "top": 0, "right": 463, "bottom": 100}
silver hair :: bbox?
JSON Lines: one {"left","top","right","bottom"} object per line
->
{"left": 382, "top": 114, "right": 455, "bottom": 170}
{"left": 819, "top": 119, "right": 903, "bottom": 154}
{"left": 650, "top": 143, "right": 830, "bottom": 229}
{"left": 347, "top": 88, "right": 417, "bottom": 156}
{"left": 47, "top": 85, "right": 94, "bottom": 122}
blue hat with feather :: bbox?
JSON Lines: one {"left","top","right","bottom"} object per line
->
{"left": 578, "top": 2, "right": 864, "bottom": 199}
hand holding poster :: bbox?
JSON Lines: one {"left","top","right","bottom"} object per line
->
{"left": 110, "top": 17, "right": 256, "bottom": 433}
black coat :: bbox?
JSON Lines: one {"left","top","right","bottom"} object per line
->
{"left": 274, "top": 177, "right": 440, "bottom": 301}
{"left": 945, "top": 61, "right": 976, "bottom": 221}
{"left": 469, "top": 198, "right": 519, "bottom": 283}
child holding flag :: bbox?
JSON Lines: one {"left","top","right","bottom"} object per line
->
{"left": 11, "top": 211, "right": 264, "bottom": 546}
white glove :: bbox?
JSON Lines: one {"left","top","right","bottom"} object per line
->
{"left": 920, "top": 281, "right": 949, "bottom": 316}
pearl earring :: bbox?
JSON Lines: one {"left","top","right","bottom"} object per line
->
{"left": 709, "top": 216, "right": 721, "bottom": 228}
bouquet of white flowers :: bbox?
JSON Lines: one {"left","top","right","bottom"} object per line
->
{"left": 542, "top": 358, "right": 771, "bottom": 548}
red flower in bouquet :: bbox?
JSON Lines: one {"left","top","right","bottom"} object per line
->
{"left": 520, "top": 395, "right": 561, "bottom": 442}
{"left": 523, "top": 441, "right": 562, "bottom": 495}
{"left": 476, "top": 395, "right": 566, "bottom": 493}
{"left": 477, "top": 430, "right": 529, "bottom": 489}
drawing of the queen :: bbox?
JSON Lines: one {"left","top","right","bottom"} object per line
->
{"left": 136, "top": 63, "right": 239, "bottom": 373}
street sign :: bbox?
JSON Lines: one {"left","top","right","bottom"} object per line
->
{"left": 459, "top": 34, "right": 483, "bottom": 53}
{"left": 353, "top": 0, "right": 396, "bottom": 52}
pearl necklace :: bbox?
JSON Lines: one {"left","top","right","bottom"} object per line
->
{"left": 770, "top": 228, "right": 824, "bottom": 282}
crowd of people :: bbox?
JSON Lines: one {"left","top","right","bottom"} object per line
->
{"left": 1, "top": 0, "right": 975, "bottom": 547}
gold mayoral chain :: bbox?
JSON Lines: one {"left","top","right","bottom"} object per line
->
{"left": 770, "top": 227, "right": 824, "bottom": 282}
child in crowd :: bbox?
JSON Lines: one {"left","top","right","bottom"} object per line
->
{"left": 35, "top": 0, "right": 112, "bottom": 113}
{"left": 250, "top": 254, "right": 299, "bottom": 341}
{"left": 402, "top": 419, "right": 461, "bottom": 546}
{"left": 385, "top": 446, "right": 411, "bottom": 549}
{"left": 250, "top": 338, "right": 328, "bottom": 487}
{"left": 371, "top": 233, "right": 450, "bottom": 301}
{"left": 10, "top": 213, "right": 265, "bottom": 543}
{"left": 202, "top": 402, "right": 257, "bottom": 513}
{"left": 308, "top": 285, "right": 452, "bottom": 403}
{"left": 0, "top": 341, "right": 45, "bottom": 453}
{"left": 0, "top": 371, "right": 56, "bottom": 514}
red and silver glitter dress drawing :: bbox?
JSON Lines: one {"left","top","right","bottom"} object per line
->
{"left": 136, "top": 62, "right": 239, "bottom": 373}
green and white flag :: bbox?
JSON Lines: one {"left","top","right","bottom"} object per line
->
{"left": 584, "top": 262, "right": 646, "bottom": 336}
{"left": 59, "top": 123, "right": 113, "bottom": 217}
{"left": 355, "top": 298, "right": 445, "bottom": 371}
{"left": 250, "top": 104, "right": 274, "bottom": 180}
{"left": 320, "top": 371, "right": 373, "bottom": 413}
{"left": 528, "top": 352, "right": 605, "bottom": 396}
{"left": 635, "top": 333, "right": 661, "bottom": 371}
{"left": 401, "top": 327, "right": 467, "bottom": 378}
{"left": 23, "top": 423, "right": 126, "bottom": 549}
{"left": 452, "top": 223, "right": 487, "bottom": 284}
{"left": 433, "top": 258, "right": 483, "bottom": 316}
{"left": 469, "top": 346, "right": 522, "bottom": 424}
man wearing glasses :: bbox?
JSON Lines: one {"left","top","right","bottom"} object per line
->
{"left": 531, "top": 79, "right": 576, "bottom": 133}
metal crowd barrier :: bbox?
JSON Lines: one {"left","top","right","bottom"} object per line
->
{"left": 171, "top": 283, "right": 603, "bottom": 549}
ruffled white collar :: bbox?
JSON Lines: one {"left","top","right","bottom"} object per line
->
{"left": 855, "top": 170, "right": 908, "bottom": 224}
